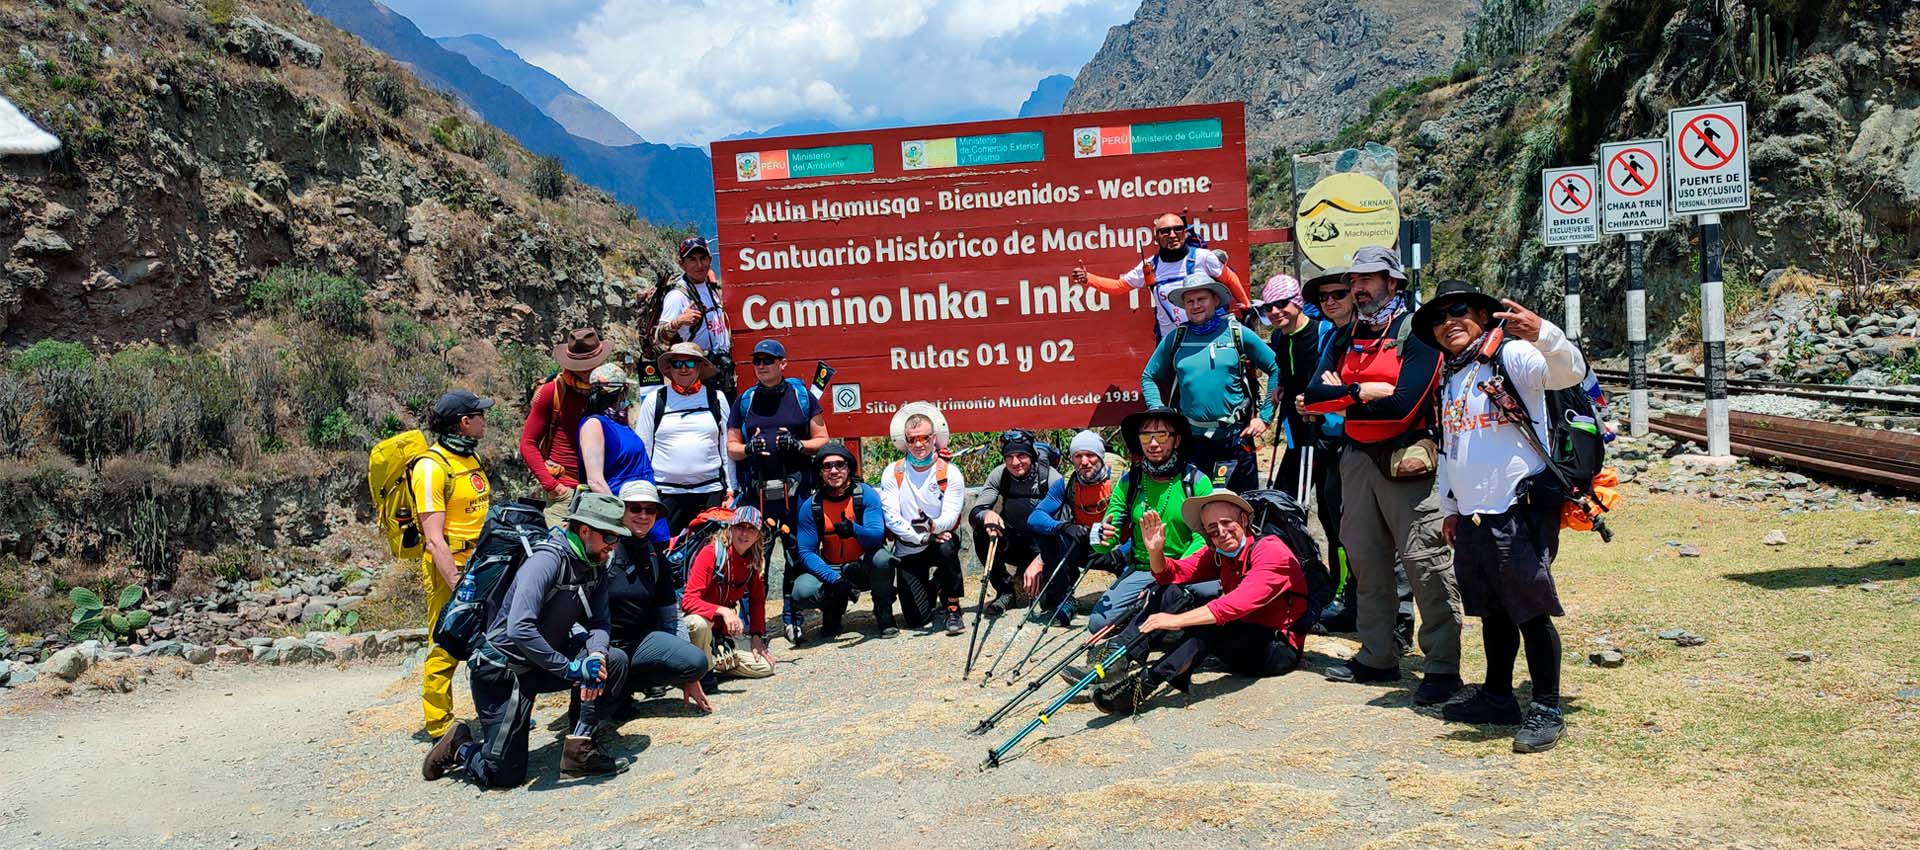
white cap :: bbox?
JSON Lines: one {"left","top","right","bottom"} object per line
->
{"left": 616, "top": 480, "right": 661, "bottom": 505}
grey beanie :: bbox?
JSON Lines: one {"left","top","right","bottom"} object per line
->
{"left": 1069, "top": 430, "right": 1105, "bottom": 458}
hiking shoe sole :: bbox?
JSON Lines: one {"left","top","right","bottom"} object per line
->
{"left": 422, "top": 723, "right": 471, "bottom": 781}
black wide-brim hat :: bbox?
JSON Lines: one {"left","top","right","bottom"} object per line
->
{"left": 1411, "top": 279, "right": 1504, "bottom": 349}
{"left": 1119, "top": 406, "right": 1191, "bottom": 457}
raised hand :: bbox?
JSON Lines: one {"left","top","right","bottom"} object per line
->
{"left": 1140, "top": 509, "right": 1166, "bottom": 554}
{"left": 1493, "top": 298, "right": 1544, "bottom": 341}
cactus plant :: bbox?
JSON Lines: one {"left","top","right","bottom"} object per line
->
{"left": 68, "top": 584, "right": 152, "bottom": 642}
{"left": 320, "top": 608, "right": 360, "bottom": 635}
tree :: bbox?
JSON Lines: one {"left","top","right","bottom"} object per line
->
{"left": 531, "top": 155, "right": 568, "bottom": 200}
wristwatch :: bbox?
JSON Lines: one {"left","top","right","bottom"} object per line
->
{"left": 1347, "top": 383, "right": 1363, "bottom": 402}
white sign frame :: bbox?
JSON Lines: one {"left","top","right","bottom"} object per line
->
{"left": 1599, "top": 139, "right": 1669, "bottom": 234}
{"left": 1541, "top": 166, "right": 1600, "bottom": 246}
{"left": 1667, "top": 102, "right": 1750, "bottom": 215}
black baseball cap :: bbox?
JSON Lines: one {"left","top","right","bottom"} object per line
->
{"left": 678, "top": 236, "right": 711, "bottom": 258}
{"left": 432, "top": 389, "right": 494, "bottom": 421}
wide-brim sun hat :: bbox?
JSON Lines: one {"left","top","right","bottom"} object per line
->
{"left": 1302, "top": 266, "right": 1350, "bottom": 305}
{"left": 1410, "top": 279, "right": 1505, "bottom": 349}
{"left": 1166, "top": 271, "right": 1234, "bottom": 312}
{"left": 1181, "top": 491, "right": 1254, "bottom": 537}
{"left": 553, "top": 328, "right": 612, "bottom": 371}
{"left": 889, "top": 401, "right": 950, "bottom": 452}
{"left": 657, "top": 342, "right": 718, "bottom": 381}
{"left": 1119, "top": 406, "right": 1191, "bottom": 457}
{"left": 567, "top": 492, "right": 633, "bottom": 537}
{"left": 1346, "top": 245, "right": 1408, "bottom": 284}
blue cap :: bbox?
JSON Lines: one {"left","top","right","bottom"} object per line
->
{"left": 753, "top": 339, "right": 786, "bottom": 359}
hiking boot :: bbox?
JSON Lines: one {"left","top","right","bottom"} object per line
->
{"left": 561, "top": 735, "right": 629, "bottom": 777}
{"left": 1091, "top": 674, "right": 1153, "bottom": 714}
{"left": 422, "top": 723, "right": 471, "bottom": 781}
{"left": 985, "top": 591, "right": 1014, "bottom": 617}
{"left": 944, "top": 604, "right": 965, "bottom": 636}
{"left": 1413, "top": 672, "right": 1464, "bottom": 706}
{"left": 1512, "top": 703, "right": 1565, "bottom": 753}
{"left": 820, "top": 608, "right": 844, "bottom": 640}
{"left": 1441, "top": 688, "right": 1523, "bottom": 725}
{"left": 1395, "top": 615, "right": 1415, "bottom": 655}
{"left": 1050, "top": 607, "right": 1075, "bottom": 628}
{"left": 874, "top": 607, "right": 899, "bottom": 638}
{"left": 1058, "top": 655, "right": 1132, "bottom": 687}
{"left": 783, "top": 615, "right": 807, "bottom": 647}
{"left": 1323, "top": 660, "right": 1401, "bottom": 683}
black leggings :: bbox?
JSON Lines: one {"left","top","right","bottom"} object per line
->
{"left": 1481, "top": 607, "right": 1562, "bottom": 708}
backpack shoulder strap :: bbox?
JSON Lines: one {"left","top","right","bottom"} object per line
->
{"left": 650, "top": 386, "right": 670, "bottom": 432}
{"left": 536, "top": 379, "right": 564, "bottom": 457}
{"left": 936, "top": 458, "right": 950, "bottom": 493}
{"left": 1182, "top": 465, "right": 1202, "bottom": 498}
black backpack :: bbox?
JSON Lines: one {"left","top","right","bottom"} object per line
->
{"left": 811, "top": 487, "right": 866, "bottom": 543}
{"left": 1240, "top": 489, "right": 1334, "bottom": 636}
{"left": 432, "top": 499, "right": 550, "bottom": 661}
{"left": 1485, "top": 346, "right": 1612, "bottom": 541}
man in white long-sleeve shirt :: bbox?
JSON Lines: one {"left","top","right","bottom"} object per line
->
{"left": 1416, "top": 280, "right": 1587, "bottom": 756}
{"left": 878, "top": 403, "right": 968, "bottom": 635}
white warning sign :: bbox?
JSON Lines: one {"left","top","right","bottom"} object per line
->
{"left": 1541, "top": 166, "right": 1600, "bottom": 246}
{"left": 1667, "top": 102, "right": 1750, "bottom": 215}
{"left": 1599, "top": 139, "right": 1669, "bottom": 234}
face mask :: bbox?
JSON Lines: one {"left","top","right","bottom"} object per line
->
{"left": 1213, "top": 539, "right": 1244, "bottom": 558}
{"left": 440, "top": 433, "right": 480, "bottom": 456}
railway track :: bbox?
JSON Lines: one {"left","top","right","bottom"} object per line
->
{"left": 1594, "top": 368, "right": 1920, "bottom": 413}
{"left": 1649, "top": 410, "right": 1920, "bottom": 491}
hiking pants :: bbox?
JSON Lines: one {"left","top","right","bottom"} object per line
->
{"left": 464, "top": 646, "right": 631, "bottom": 788}
{"left": 1185, "top": 432, "right": 1259, "bottom": 493}
{"left": 683, "top": 614, "right": 774, "bottom": 679}
{"left": 1337, "top": 448, "right": 1461, "bottom": 674}
{"left": 1113, "top": 581, "right": 1299, "bottom": 683}
{"left": 419, "top": 547, "right": 472, "bottom": 739}
{"left": 887, "top": 538, "right": 962, "bottom": 627}
{"left": 790, "top": 553, "right": 896, "bottom": 627}
{"left": 968, "top": 520, "right": 1040, "bottom": 597}
{"left": 1088, "top": 569, "right": 1158, "bottom": 633}
{"left": 1275, "top": 443, "right": 1344, "bottom": 564}
{"left": 541, "top": 486, "right": 583, "bottom": 529}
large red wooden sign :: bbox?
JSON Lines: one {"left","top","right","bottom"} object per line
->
{"left": 710, "top": 102, "right": 1249, "bottom": 437}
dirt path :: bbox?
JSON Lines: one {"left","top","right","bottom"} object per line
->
{"left": 2, "top": 605, "right": 1653, "bottom": 850}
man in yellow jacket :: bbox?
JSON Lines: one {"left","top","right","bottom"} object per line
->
{"left": 412, "top": 389, "right": 494, "bottom": 739}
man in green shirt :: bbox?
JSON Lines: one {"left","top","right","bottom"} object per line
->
{"left": 1085, "top": 407, "right": 1213, "bottom": 632}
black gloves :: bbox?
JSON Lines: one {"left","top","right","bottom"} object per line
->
{"left": 776, "top": 434, "right": 802, "bottom": 454}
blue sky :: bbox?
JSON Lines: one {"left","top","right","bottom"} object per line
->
{"left": 381, "top": 0, "right": 1137, "bottom": 146}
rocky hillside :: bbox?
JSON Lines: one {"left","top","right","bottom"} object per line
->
{"left": 1063, "top": 0, "right": 1487, "bottom": 157}
{"left": 1244, "top": 0, "right": 1920, "bottom": 365}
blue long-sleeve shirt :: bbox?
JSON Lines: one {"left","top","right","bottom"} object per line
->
{"left": 796, "top": 483, "right": 886, "bottom": 583}
{"left": 1027, "top": 476, "right": 1072, "bottom": 536}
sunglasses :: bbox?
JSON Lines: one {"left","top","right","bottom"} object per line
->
{"left": 624, "top": 503, "right": 660, "bottom": 515}
{"left": 751, "top": 355, "right": 780, "bottom": 366}
{"left": 819, "top": 460, "right": 849, "bottom": 471}
{"left": 905, "top": 435, "right": 934, "bottom": 447}
{"left": 1317, "top": 289, "right": 1352, "bottom": 301}
{"left": 1427, "top": 301, "right": 1474, "bottom": 326}
{"left": 1138, "top": 432, "right": 1176, "bottom": 445}
{"left": 668, "top": 359, "right": 701, "bottom": 369}
{"left": 1155, "top": 226, "right": 1184, "bottom": 235}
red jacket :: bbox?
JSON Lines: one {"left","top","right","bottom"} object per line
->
{"left": 518, "top": 379, "right": 589, "bottom": 491}
{"left": 1161, "top": 535, "right": 1307, "bottom": 649}
{"left": 681, "top": 539, "right": 768, "bottom": 636}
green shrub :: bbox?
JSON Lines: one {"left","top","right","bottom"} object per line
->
{"left": 369, "top": 73, "right": 409, "bottom": 118}
{"left": 499, "top": 342, "right": 554, "bottom": 405}
{"left": 0, "top": 372, "right": 34, "bottom": 457}
{"left": 309, "top": 407, "right": 362, "bottom": 449}
{"left": 530, "top": 155, "right": 568, "bottom": 200}
{"left": 292, "top": 338, "right": 362, "bottom": 433}
{"left": 10, "top": 339, "right": 92, "bottom": 373}
{"left": 250, "top": 266, "right": 368, "bottom": 333}
{"left": 202, "top": 0, "right": 235, "bottom": 26}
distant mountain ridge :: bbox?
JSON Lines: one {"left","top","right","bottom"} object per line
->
{"left": 435, "top": 34, "right": 645, "bottom": 147}
{"left": 303, "top": 0, "right": 714, "bottom": 227}
{"left": 1018, "top": 74, "right": 1073, "bottom": 117}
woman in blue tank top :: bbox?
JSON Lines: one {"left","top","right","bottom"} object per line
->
{"left": 578, "top": 364, "right": 668, "bottom": 542}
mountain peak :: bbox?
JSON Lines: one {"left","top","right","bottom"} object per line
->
{"left": 433, "top": 33, "right": 645, "bottom": 148}
{"left": 1018, "top": 74, "right": 1073, "bottom": 118}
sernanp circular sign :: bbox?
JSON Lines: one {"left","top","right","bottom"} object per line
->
{"left": 1295, "top": 172, "right": 1400, "bottom": 269}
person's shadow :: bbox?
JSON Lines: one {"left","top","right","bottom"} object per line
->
{"left": 524, "top": 731, "right": 652, "bottom": 791}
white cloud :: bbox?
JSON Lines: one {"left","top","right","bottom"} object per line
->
{"left": 517, "top": 0, "right": 1136, "bottom": 146}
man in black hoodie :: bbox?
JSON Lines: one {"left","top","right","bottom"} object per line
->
{"left": 422, "top": 493, "right": 634, "bottom": 787}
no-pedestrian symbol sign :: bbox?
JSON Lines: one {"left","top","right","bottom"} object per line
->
{"left": 1667, "top": 102, "right": 1749, "bottom": 215}
{"left": 1541, "top": 165, "right": 1599, "bottom": 246}
{"left": 1600, "top": 139, "right": 1669, "bottom": 234}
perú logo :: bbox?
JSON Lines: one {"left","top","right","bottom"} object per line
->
{"left": 735, "top": 152, "right": 759, "bottom": 181}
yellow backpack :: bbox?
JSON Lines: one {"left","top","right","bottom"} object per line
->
{"left": 367, "top": 430, "right": 450, "bottom": 559}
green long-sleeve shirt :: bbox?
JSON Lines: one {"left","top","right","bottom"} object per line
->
{"left": 1140, "top": 319, "right": 1277, "bottom": 438}
{"left": 1095, "top": 467, "right": 1213, "bottom": 572}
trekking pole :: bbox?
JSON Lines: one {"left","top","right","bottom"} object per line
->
{"left": 979, "top": 550, "right": 1078, "bottom": 685}
{"left": 1298, "top": 445, "right": 1315, "bottom": 511}
{"left": 968, "top": 620, "right": 1121, "bottom": 737}
{"left": 981, "top": 631, "right": 1148, "bottom": 769}
{"left": 962, "top": 536, "right": 999, "bottom": 678}
{"left": 999, "top": 550, "right": 1098, "bottom": 683}
{"left": 1265, "top": 432, "right": 1285, "bottom": 490}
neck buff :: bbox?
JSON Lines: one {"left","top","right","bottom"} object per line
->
{"left": 1075, "top": 465, "right": 1110, "bottom": 487}
{"left": 1157, "top": 245, "right": 1187, "bottom": 263}
{"left": 906, "top": 452, "right": 936, "bottom": 471}
{"left": 1445, "top": 327, "right": 1496, "bottom": 374}
{"left": 1140, "top": 452, "right": 1183, "bottom": 478}
{"left": 440, "top": 433, "right": 480, "bottom": 456}
{"left": 1356, "top": 292, "right": 1406, "bottom": 328}
{"left": 1188, "top": 307, "right": 1227, "bottom": 336}
{"left": 560, "top": 372, "right": 592, "bottom": 392}
{"left": 672, "top": 378, "right": 703, "bottom": 395}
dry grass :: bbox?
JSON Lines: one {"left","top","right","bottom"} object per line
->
{"left": 998, "top": 776, "right": 1336, "bottom": 830}
{"left": 77, "top": 657, "right": 193, "bottom": 694}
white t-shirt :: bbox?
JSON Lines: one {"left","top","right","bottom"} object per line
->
{"left": 879, "top": 459, "right": 966, "bottom": 555}
{"left": 634, "top": 384, "right": 734, "bottom": 494}
{"left": 658, "top": 276, "right": 731, "bottom": 353}
{"left": 1120, "top": 248, "right": 1226, "bottom": 337}
{"left": 1435, "top": 322, "right": 1589, "bottom": 516}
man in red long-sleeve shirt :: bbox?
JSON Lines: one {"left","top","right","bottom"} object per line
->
{"left": 1079, "top": 491, "right": 1307, "bottom": 714}
{"left": 521, "top": 328, "right": 612, "bottom": 527}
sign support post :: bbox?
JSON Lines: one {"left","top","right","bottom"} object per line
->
{"left": 1562, "top": 245, "right": 1582, "bottom": 343}
{"left": 1625, "top": 232, "right": 1649, "bottom": 437}
{"left": 1667, "top": 103, "right": 1748, "bottom": 458}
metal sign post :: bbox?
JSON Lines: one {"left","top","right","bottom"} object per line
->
{"left": 1599, "top": 138, "right": 1669, "bottom": 438}
{"left": 1668, "top": 103, "right": 1750, "bottom": 458}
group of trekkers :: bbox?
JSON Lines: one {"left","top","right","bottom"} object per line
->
{"left": 410, "top": 223, "right": 1592, "bottom": 787}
